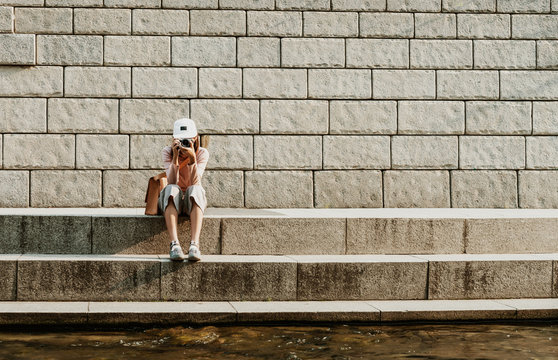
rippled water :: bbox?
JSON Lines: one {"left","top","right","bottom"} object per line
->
{"left": 0, "top": 322, "right": 557, "bottom": 359}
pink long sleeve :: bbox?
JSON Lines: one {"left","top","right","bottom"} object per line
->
{"left": 162, "top": 146, "right": 209, "bottom": 191}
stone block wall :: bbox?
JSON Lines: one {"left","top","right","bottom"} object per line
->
{"left": 0, "top": 0, "right": 558, "bottom": 208}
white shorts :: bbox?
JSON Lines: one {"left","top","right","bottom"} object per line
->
{"left": 157, "top": 184, "right": 207, "bottom": 216}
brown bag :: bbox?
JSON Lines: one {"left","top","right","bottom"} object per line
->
{"left": 144, "top": 172, "right": 168, "bottom": 215}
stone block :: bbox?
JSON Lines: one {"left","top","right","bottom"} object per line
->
{"left": 538, "top": 40, "right": 558, "bottom": 69}
{"left": 497, "top": 299, "right": 558, "bottom": 320}
{"left": 512, "top": 15, "right": 558, "bottom": 39}
{"left": 346, "top": 39, "right": 408, "bottom": 68}
{"left": 0, "top": 171, "right": 28, "bottom": 207}
{"left": 347, "top": 218, "right": 464, "bottom": 254}
{"left": 392, "top": 136, "right": 458, "bottom": 169}
{"left": 65, "top": 66, "right": 130, "bottom": 98}
{"left": 254, "top": 135, "right": 321, "bottom": 170}
{"left": 398, "top": 101, "right": 464, "bottom": 134}
{"left": 282, "top": 38, "right": 344, "bottom": 68}
{"left": 0, "top": 0, "right": 42, "bottom": 4}
{"left": 245, "top": 171, "right": 313, "bottom": 207}
{"left": 459, "top": 136, "right": 525, "bottom": 169}
{"left": 237, "top": 37, "right": 280, "bottom": 67}
{"left": 17, "top": 255, "right": 161, "bottom": 301}
{"left": 527, "top": 136, "right": 558, "bottom": 169}
{"left": 410, "top": 40, "right": 472, "bottom": 69}
{"left": 519, "top": 170, "right": 558, "bottom": 208}
{"left": 437, "top": 70, "right": 499, "bottom": 99}
{"left": 533, "top": 102, "right": 558, "bottom": 134}
{"left": 203, "top": 170, "right": 244, "bottom": 207}
{"left": 191, "top": 99, "right": 258, "bottom": 134}
{"left": 0, "top": 257, "right": 17, "bottom": 300}
{"left": 373, "top": 70, "right": 435, "bottom": 99}
{"left": 0, "top": 98, "right": 46, "bottom": 133}
{"left": 104, "top": 36, "right": 170, "bottom": 66}
{"left": 163, "top": 0, "right": 218, "bottom": 8}
{"left": 48, "top": 98, "right": 119, "bottom": 133}
{"left": 502, "top": 70, "right": 558, "bottom": 100}
{"left": 0, "top": 66, "right": 62, "bottom": 96}
{"left": 466, "top": 101, "right": 531, "bottom": 134}
{"left": 295, "top": 255, "right": 428, "bottom": 300}
{"left": 0, "top": 34, "right": 34, "bottom": 65}
{"left": 130, "top": 135, "right": 168, "bottom": 169}
{"left": 103, "top": 170, "right": 160, "bottom": 207}
{"left": 46, "top": 0, "right": 102, "bottom": 5}
{"left": 331, "top": 0, "right": 385, "bottom": 10}
{"left": 384, "top": 170, "right": 450, "bottom": 207}
{"left": 360, "top": 12, "right": 414, "bottom": 38}
{"left": 4, "top": 134, "right": 74, "bottom": 169}
{"left": 172, "top": 36, "right": 235, "bottom": 66}
{"left": 132, "top": 9, "right": 189, "bottom": 35}
{"left": 37, "top": 35, "right": 102, "bottom": 65}
{"left": 309, "top": 69, "right": 371, "bottom": 99}
{"left": 451, "top": 170, "right": 518, "bottom": 208}
{"left": 247, "top": 11, "right": 302, "bottom": 36}
{"left": 132, "top": 67, "right": 196, "bottom": 98}
{"left": 442, "top": 0, "right": 495, "bottom": 12}
{"left": 31, "top": 170, "right": 102, "bottom": 207}
{"left": 303, "top": 11, "right": 358, "bottom": 37}
{"left": 104, "top": 0, "right": 159, "bottom": 7}
{"left": 474, "top": 40, "right": 535, "bottom": 69}
{"left": 458, "top": 14, "right": 510, "bottom": 39}
{"left": 425, "top": 255, "right": 553, "bottom": 299}
{"left": 0, "top": 302, "right": 89, "bottom": 326}
{"left": 74, "top": 8, "right": 131, "bottom": 35}
{"left": 220, "top": 0, "right": 273, "bottom": 9}
{"left": 161, "top": 256, "right": 298, "bottom": 300}
{"left": 120, "top": 99, "right": 189, "bottom": 133}
{"left": 15, "top": 7, "right": 71, "bottom": 34}
{"left": 387, "top": 0, "right": 441, "bottom": 11}
{"left": 222, "top": 218, "right": 345, "bottom": 254}
{"left": 92, "top": 216, "right": 220, "bottom": 255}
{"left": 323, "top": 135, "right": 390, "bottom": 169}
{"left": 244, "top": 68, "right": 307, "bottom": 98}
{"left": 205, "top": 135, "right": 252, "bottom": 170}
{"left": 330, "top": 100, "right": 397, "bottom": 134}
{"left": 415, "top": 13, "right": 456, "bottom": 38}
{"left": 261, "top": 100, "right": 328, "bottom": 134}
{"left": 276, "top": 0, "right": 329, "bottom": 10}
{"left": 190, "top": 10, "right": 245, "bottom": 35}
{"left": 314, "top": 170, "right": 383, "bottom": 208}
{"left": 199, "top": 68, "right": 242, "bottom": 98}
{"left": 0, "top": 7, "right": 11, "bottom": 33}
{"left": 76, "top": 135, "right": 129, "bottom": 169}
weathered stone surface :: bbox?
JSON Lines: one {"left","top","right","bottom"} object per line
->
{"left": 0, "top": 66, "right": 62, "bottom": 96}
{"left": 0, "top": 171, "right": 28, "bottom": 207}
{"left": 474, "top": 40, "right": 535, "bottom": 69}
{"left": 459, "top": 136, "right": 525, "bottom": 169}
{"left": 130, "top": 135, "right": 168, "bottom": 169}
{"left": 222, "top": 218, "right": 345, "bottom": 254}
{"left": 37, "top": 35, "right": 102, "bottom": 65}
{"left": 4, "top": 134, "right": 74, "bottom": 169}
{"left": 330, "top": 100, "right": 397, "bottom": 134}
{"left": 254, "top": 135, "right": 321, "bottom": 169}
{"left": 163, "top": 0, "right": 218, "bottom": 9}
{"left": 0, "top": 34, "right": 34, "bottom": 65}
{"left": 0, "top": 258, "right": 17, "bottom": 300}
{"left": 498, "top": 0, "right": 550, "bottom": 12}
{"left": 332, "top": 0, "right": 385, "bottom": 10}
{"left": 451, "top": 171, "right": 518, "bottom": 208}
{"left": 65, "top": 66, "right": 130, "bottom": 97}
{"left": 76, "top": 135, "right": 129, "bottom": 169}
{"left": 48, "top": 98, "right": 119, "bottom": 133}
{"left": 161, "top": 256, "right": 298, "bottom": 300}
{"left": 347, "top": 218, "right": 464, "bottom": 254}
{"left": 537, "top": 40, "right": 558, "bottom": 69}
{"left": 415, "top": 13, "right": 456, "bottom": 38}
{"left": 199, "top": 68, "right": 242, "bottom": 98}
{"left": 527, "top": 137, "right": 558, "bottom": 169}
{"left": 360, "top": 12, "right": 414, "bottom": 38}
{"left": 0, "top": 0, "right": 42, "bottom": 5}
{"left": 191, "top": 100, "right": 258, "bottom": 134}
{"left": 0, "top": 6, "right": 12, "bottom": 33}
{"left": 0, "top": 98, "right": 46, "bottom": 132}
{"left": 295, "top": 255, "right": 428, "bottom": 300}
{"left": 437, "top": 70, "right": 499, "bottom": 99}
{"left": 387, "top": 0, "right": 440, "bottom": 11}
{"left": 237, "top": 37, "right": 280, "bottom": 67}
{"left": 104, "top": 0, "right": 159, "bottom": 7}
{"left": 384, "top": 170, "right": 450, "bottom": 207}
{"left": 0, "top": 301, "right": 89, "bottom": 326}
{"left": 120, "top": 99, "right": 189, "bottom": 133}
{"left": 398, "top": 101, "right": 464, "bottom": 134}
{"left": 346, "top": 39, "right": 408, "bottom": 68}
{"left": 46, "top": 0, "right": 102, "bottom": 5}
{"left": 501, "top": 71, "right": 558, "bottom": 100}
{"left": 205, "top": 135, "right": 253, "bottom": 170}
{"left": 323, "top": 135, "right": 390, "bottom": 169}
{"left": 466, "top": 101, "right": 531, "bottom": 134}
{"left": 303, "top": 11, "right": 358, "bottom": 37}
{"left": 498, "top": 298, "right": 558, "bottom": 320}
{"left": 261, "top": 100, "right": 328, "bottom": 134}
{"left": 132, "top": 67, "right": 196, "bottom": 98}
{"left": 458, "top": 14, "right": 510, "bottom": 39}
{"left": 104, "top": 36, "right": 170, "bottom": 66}
{"left": 282, "top": 38, "right": 345, "bottom": 68}
{"left": 373, "top": 70, "right": 435, "bottom": 99}
{"left": 314, "top": 170, "right": 383, "bottom": 208}
{"left": 220, "top": 0, "right": 273, "bottom": 9}
{"left": 443, "top": 0, "right": 496, "bottom": 12}
{"left": 519, "top": 170, "right": 558, "bottom": 208}
{"left": 172, "top": 36, "right": 235, "bottom": 66}
{"left": 410, "top": 40, "right": 472, "bottom": 69}
{"left": 309, "top": 69, "right": 371, "bottom": 99}
{"left": 203, "top": 170, "right": 244, "bottom": 207}
{"left": 245, "top": 171, "right": 313, "bottom": 208}
{"left": 190, "top": 10, "right": 245, "bottom": 35}
{"left": 18, "top": 255, "right": 161, "bottom": 301}
{"left": 276, "top": 0, "right": 329, "bottom": 10}
{"left": 247, "top": 11, "right": 302, "bottom": 36}
{"left": 103, "top": 170, "right": 160, "bottom": 207}
{"left": 132, "top": 9, "right": 189, "bottom": 35}
{"left": 31, "top": 170, "right": 102, "bottom": 207}
{"left": 244, "top": 69, "right": 307, "bottom": 98}
{"left": 533, "top": 102, "right": 558, "bottom": 134}
{"left": 512, "top": 15, "right": 558, "bottom": 39}
{"left": 15, "top": 7, "right": 72, "bottom": 34}
{"left": 393, "top": 136, "right": 458, "bottom": 169}
{"left": 74, "top": 8, "right": 131, "bottom": 35}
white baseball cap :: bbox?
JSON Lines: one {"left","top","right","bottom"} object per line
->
{"left": 173, "top": 118, "right": 197, "bottom": 139}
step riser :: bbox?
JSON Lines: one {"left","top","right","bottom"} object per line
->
{"left": 3, "top": 216, "right": 558, "bottom": 255}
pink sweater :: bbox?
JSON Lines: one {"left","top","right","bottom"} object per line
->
{"left": 162, "top": 146, "right": 210, "bottom": 191}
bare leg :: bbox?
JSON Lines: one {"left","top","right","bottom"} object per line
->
{"left": 189, "top": 199, "right": 203, "bottom": 245}
{"left": 164, "top": 196, "right": 179, "bottom": 242}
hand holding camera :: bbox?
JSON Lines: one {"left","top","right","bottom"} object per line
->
{"left": 172, "top": 138, "right": 196, "bottom": 166}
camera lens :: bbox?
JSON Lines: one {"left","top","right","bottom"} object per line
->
{"left": 180, "top": 138, "right": 191, "bottom": 147}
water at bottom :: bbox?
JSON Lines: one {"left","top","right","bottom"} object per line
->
{"left": 0, "top": 322, "right": 557, "bottom": 359}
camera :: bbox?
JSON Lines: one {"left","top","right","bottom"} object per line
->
{"left": 180, "top": 138, "right": 192, "bottom": 148}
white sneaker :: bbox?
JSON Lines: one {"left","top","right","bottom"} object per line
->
{"left": 188, "top": 242, "right": 201, "bottom": 262}
{"left": 169, "top": 241, "right": 185, "bottom": 261}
